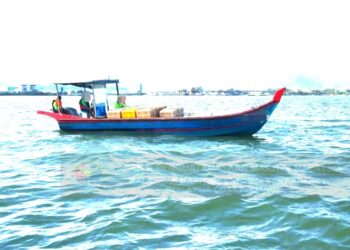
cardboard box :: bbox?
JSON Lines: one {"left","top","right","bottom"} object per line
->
{"left": 160, "top": 108, "right": 184, "bottom": 118}
{"left": 136, "top": 108, "right": 157, "bottom": 118}
{"left": 136, "top": 106, "right": 167, "bottom": 118}
{"left": 107, "top": 109, "right": 122, "bottom": 119}
{"left": 121, "top": 108, "right": 137, "bottom": 118}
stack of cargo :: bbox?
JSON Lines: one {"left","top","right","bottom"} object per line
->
{"left": 121, "top": 107, "right": 137, "bottom": 118}
{"left": 136, "top": 106, "right": 167, "bottom": 118}
{"left": 136, "top": 108, "right": 157, "bottom": 118}
{"left": 153, "top": 106, "right": 167, "bottom": 117}
{"left": 160, "top": 108, "right": 184, "bottom": 118}
{"left": 107, "top": 109, "right": 122, "bottom": 119}
{"left": 108, "top": 106, "right": 177, "bottom": 119}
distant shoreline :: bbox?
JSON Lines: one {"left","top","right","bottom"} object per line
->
{"left": 0, "top": 92, "right": 56, "bottom": 96}
{"left": 0, "top": 92, "right": 145, "bottom": 96}
{"left": 0, "top": 91, "right": 349, "bottom": 96}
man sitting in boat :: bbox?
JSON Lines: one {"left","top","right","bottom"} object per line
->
{"left": 79, "top": 92, "right": 92, "bottom": 118}
{"left": 52, "top": 95, "right": 79, "bottom": 116}
{"left": 52, "top": 95, "right": 63, "bottom": 113}
{"left": 115, "top": 95, "right": 126, "bottom": 109}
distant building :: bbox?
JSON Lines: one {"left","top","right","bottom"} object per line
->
{"left": 21, "top": 84, "right": 28, "bottom": 92}
{"left": 30, "top": 84, "right": 37, "bottom": 92}
{"left": 138, "top": 83, "right": 143, "bottom": 94}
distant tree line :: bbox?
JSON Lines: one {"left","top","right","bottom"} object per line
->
{"left": 177, "top": 87, "right": 350, "bottom": 96}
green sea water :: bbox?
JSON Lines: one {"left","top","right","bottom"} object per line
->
{"left": 0, "top": 95, "right": 349, "bottom": 249}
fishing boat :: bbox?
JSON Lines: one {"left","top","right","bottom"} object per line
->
{"left": 37, "top": 80, "right": 286, "bottom": 136}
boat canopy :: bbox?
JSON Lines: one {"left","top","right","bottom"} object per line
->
{"left": 53, "top": 79, "right": 119, "bottom": 89}
{"left": 54, "top": 79, "right": 120, "bottom": 95}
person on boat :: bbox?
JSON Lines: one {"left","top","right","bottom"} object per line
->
{"left": 115, "top": 96, "right": 126, "bottom": 109}
{"left": 79, "top": 92, "right": 92, "bottom": 118}
{"left": 52, "top": 95, "right": 63, "bottom": 113}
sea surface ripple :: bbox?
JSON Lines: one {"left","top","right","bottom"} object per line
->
{"left": 0, "top": 95, "right": 349, "bottom": 249}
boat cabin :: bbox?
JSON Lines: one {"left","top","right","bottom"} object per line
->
{"left": 54, "top": 79, "right": 120, "bottom": 118}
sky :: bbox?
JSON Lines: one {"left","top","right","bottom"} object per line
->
{"left": 0, "top": 0, "right": 350, "bottom": 92}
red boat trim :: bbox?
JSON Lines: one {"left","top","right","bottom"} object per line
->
{"left": 273, "top": 87, "right": 286, "bottom": 102}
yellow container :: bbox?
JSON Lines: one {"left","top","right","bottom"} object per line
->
{"left": 121, "top": 108, "right": 137, "bottom": 118}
